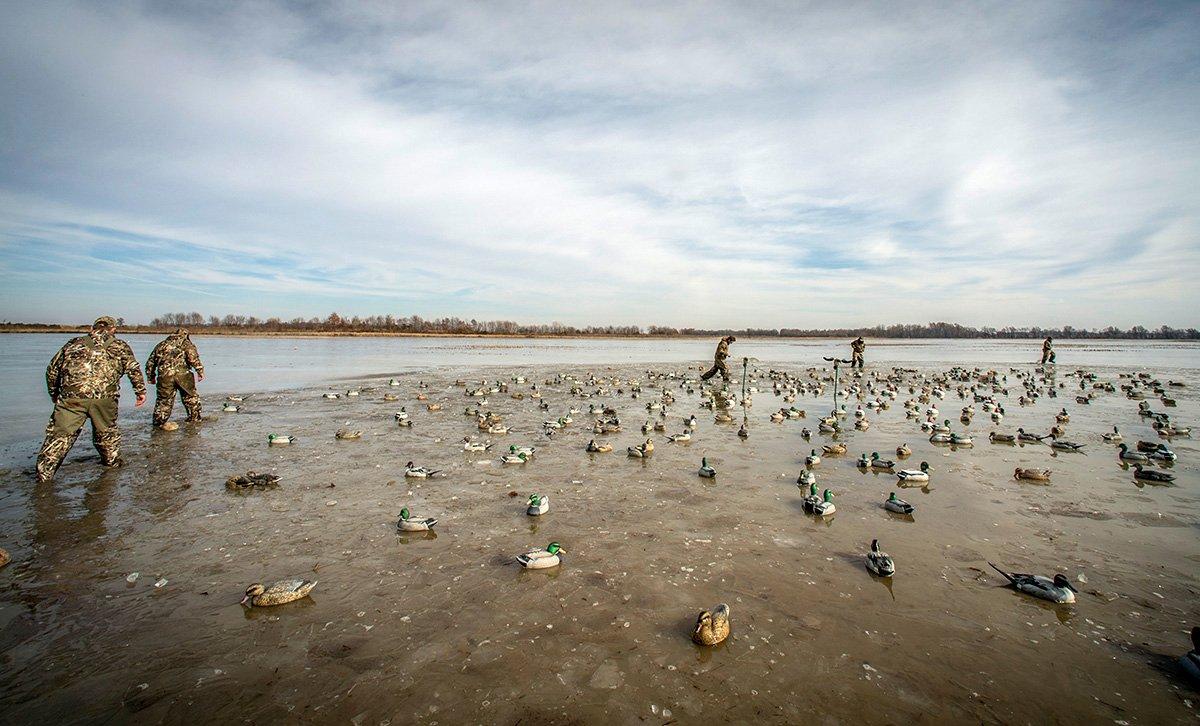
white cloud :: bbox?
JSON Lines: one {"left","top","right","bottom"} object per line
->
{"left": 0, "top": 0, "right": 1197, "bottom": 328}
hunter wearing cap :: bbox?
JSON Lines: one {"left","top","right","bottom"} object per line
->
{"left": 146, "top": 327, "right": 205, "bottom": 429}
{"left": 701, "top": 335, "right": 736, "bottom": 382}
{"left": 36, "top": 316, "right": 146, "bottom": 482}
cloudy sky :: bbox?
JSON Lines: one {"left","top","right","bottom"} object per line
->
{"left": 1, "top": 1, "right": 1197, "bottom": 328}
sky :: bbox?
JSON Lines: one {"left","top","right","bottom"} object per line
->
{"left": 1, "top": 1, "right": 1198, "bottom": 329}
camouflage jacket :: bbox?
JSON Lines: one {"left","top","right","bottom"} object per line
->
{"left": 714, "top": 339, "right": 730, "bottom": 361}
{"left": 46, "top": 332, "right": 146, "bottom": 401}
{"left": 146, "top": 334, "right": 204, "bottom": 382}
{"left": 851, "top": 339, "right": 865, "bottom": 352}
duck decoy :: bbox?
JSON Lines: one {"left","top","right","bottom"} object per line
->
{"left": 404, "top": 461, "right": 440, "bottom": 478}
{"left": 1014, "top": 468, "right": 1052, "bottom": 481}
{"left": 812, "top": 488, "right": 836, "bottom": 516}
{"left": 1181, "top": 627, "right": 1200, "bottom": 685}
{"left": 805, "top": 449, "right": 822, "bottom": 467}
{"left": 698, "top": 457, "right": 716, "bottom": 478}
{"left": 241, "top": 579, "right": 317, "bottom": 607}
{"left": 1117, "top": 443, "right": 1147, "bottom": 461}
{"left": 1132, "top": 464, "right": 1175, "bottom": 483}
{"left": 1101, "top": 426, "right": 1122, "bottom": 443}
{"left": 397, "top": 507, "right": 437, "bottom": 531}
{"left": 692, "top": 603, "right": 731, "bottom": 645}
{"left": 586, "top": 439, "right": 613, "bottom": 453}
{"left": 896, "top": 461, "right": 930, "bottom": 483}
{"left": 884, "top": 492, "right": 915, "bottom": 514}
{"left": 896, "top": 443, "right": 912, "bottom": 457}
{"left": 267, "top": 434, "right": 295, "bottom": 445}
{"left": 335, "top": 428, "right": 362, "bottom": 440}
{"left": 627, "top": 439, "right": 654, "bottom": 457}
{"left": 866, "top": 539, "right": 896, "bottom": 577}
{"left": 989, "top": 431, "right": 1016, "bottom": 443}
{"left": 526, "top": 494, "right": 549, "bottom": 516}
{"left": 517, "top": 542, "right": 565, "bottom": 569}
{"left": 988, "top": 563, "right": 1076, "bottom": 603}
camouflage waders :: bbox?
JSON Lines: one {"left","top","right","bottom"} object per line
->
{"left": 153, "top": 372, "right": 202, "bottom": 425}
{"left": 36, "top": 398, "right": 121, "bottom": 482}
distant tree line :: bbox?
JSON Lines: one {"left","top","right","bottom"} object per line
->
{"left": 3, "top": 315, "right": 1195, "bottom": 339}
{"left": 134, "top": 315, "right": 1200, "bottom": 339}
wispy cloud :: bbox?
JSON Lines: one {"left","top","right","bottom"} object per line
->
{"left": 1, "top": 0, "right": 1197, "bottom": 327}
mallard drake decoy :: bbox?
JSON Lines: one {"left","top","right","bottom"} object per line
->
{"left": 698, "top": 457, "right": 717, "bottom": 478}
{"left": 1102, "top": 426, "right": 1122, "bottom": 443}
{"left": 870, "top": 452, "right": 895, "bottom": 469}
{"left": 988, "top": 563, "right": 1076, "bottom": 603}
{"left": 404, "top": 461, "right": 440, "bottom": 478}
{"left": 462, "top": 437, "right": 492, "bottom": 452}
{"left": 949, "top": 432, "right": 973, "bottom": 446}
{"left": 896, "top": 461, "right": 930, "bottom": 482}
{"left": 335, "top": 428, "right": 362, "bottom": 440}
{"left": 1181, "top": 627, "right": 1200, "bottom": 685}
{"left": 805, "top": 449, "right": 821, "bottom": 467}
{"left": 813, "top": 488, "right": 836, "bottom": 516}
{"left": 509, "top": 444, "right": 535, "bottom": 457}
{"left": 397, "top": 507, "right": 437, "bottom": 531}
{"left": 267, "top": 434, "right": 295, "bottom": 445}
{"left": 797, "top": 469, "right": 815, "bottom": 486}
{"left": 517, "top": 542, "right": 564, "bottom": 569}
{"left": 222, "top": 403, "right": 240, "bottom": 412}
{"left": 241, "top": 579, "right": 317, "bottom": 607}
{"left": 1048, "top": 435, "right": 1084, "bottom": 451}
{"left": 866, "top": 539, "right": 895, "bottom": 577}
{"left": 801, "top": 482, "right": 821, "bottom": 512}
{"left": 1014, "top": 467, "right": 1051, "bottom": 481}
{"left": 627, "top": 439, "right": 654, "bottom": 457}
{"left": 928, "top": 432, "right": 951, "bottom": 443}
{"left": 738, "top": 423, "right": 749, "bottom": 438}
{"left": 526, "top": 494, "right": 549, "bottom": 516}
{"left": 1132, "top": 464, "right": 1174, "bottom": 483}
{"left": 896, "top": 443, "right": 912, "bottom": 457}
{"left": 692, "top": 603, "right": 731, "bottom": 645}
{"left": 502, "top": 451, "right": 529, "bottom": 464}
{"left": 1117, "top": 443, "right": 1147, "bottom": 461}
{"left": 884, "top": 492, "right": 914, "bottom": 514}
{"left": 586, "top": 439, "right": 613, "bottom": 453}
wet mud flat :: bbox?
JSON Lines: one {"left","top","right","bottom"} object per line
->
{"left": 0, "top": 361, "right": 1197, "bottom": 724}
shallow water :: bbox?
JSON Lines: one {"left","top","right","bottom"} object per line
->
{"left": 0, "top": 351, "right": 1198, "bottom": 723}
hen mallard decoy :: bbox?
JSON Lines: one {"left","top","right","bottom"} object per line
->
{"left": 988, "top": 563, "right": 1076, "bottom": 603}
{"left": 627, "top": 439, "right": 654, "bottom": 457}
{"left": 692, "top": 603, "right": 731, "bottom": 645}
{"left": 1014, "top": 467, "right": 1051, "bottom": 481}
{"left": 1132, "top": 464, "right": 1174, "bottom": 483}
{"left": 517, "top": 542, "right": 565, "bottom": 569}
{"left": 884, "top": 492, "right": 914, "bottom": 514}
{"left": 698, "top": 457, "right": 716, "bottom": 478}
{"left": 404, "top": 461, "right": 440, "bottom": 478}
{"left": 989, "top": 431, "right": 1016, "bottom": 443}
{"left": 822, "top": 443, "right": 847, "bottom": 456}
{"left": 865, "top": 539, "right": 895, "bottom": 577}
{"left": 241, "top": 579, "right": 317, "bottom": 607}
{"left": 896, "top": 443, "right": 912, "bottom": 457}
{"left": 397, "top": 507, "right": 437, "bottom": 531}
{"left": 335, "top": 428, "right": 362, "bottom": 440}
{"left": 526, "top": 494, "right": 549, "bottom": 516}
{"left": 896, "top": 461, "right": 930, "bottom": 482}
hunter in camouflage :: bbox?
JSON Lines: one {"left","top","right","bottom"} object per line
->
{"left": 851, "top": 337, "right": 865, "bottom": 369}
{"left": 701, "top": 336, "right": 736, "bottom": 382}
{"left": 37, "top": 316, "right": 146, "bottom": 482}
{"left": 146, "top": 328, "right": 205, "bottom": 427}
